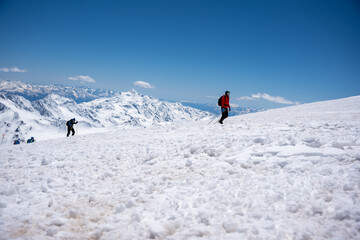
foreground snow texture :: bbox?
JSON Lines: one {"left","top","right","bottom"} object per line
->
{"left": 1, "top": 96, "right": 360, "bottom": 239}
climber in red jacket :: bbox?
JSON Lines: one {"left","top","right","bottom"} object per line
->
{"left": 219, "top": 91, "right": 231, "bottom": 124}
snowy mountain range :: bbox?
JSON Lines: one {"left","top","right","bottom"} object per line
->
{"left": 0, "top": 88, "right": 212, "bottom": 143}
{"left": 0, "top": 80, "right": 262, "bottom": 115}
{"left": 0, "top": 80, "right": 117, "bottom": 102}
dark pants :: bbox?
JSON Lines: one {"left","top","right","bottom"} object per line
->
{"left": 67, "top": 126, "right": 75, "bottom": 137}
{"left": 219, "top": 108, "right": 228, "bottom": 123}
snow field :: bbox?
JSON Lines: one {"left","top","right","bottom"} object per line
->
{"left": 0, "top": 96, "right": 360, "bottom": 239}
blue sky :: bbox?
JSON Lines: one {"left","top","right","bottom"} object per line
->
{"left": 0, "top": 0, "right": 359, "bottom": 108}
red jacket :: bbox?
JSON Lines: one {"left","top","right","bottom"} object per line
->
{"left": 221, "top": 95, "right": 230, "bottom": 108}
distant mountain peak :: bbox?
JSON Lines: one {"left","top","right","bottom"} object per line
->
{"left": 129, "top": 88, "right": 139, "bottom": 95}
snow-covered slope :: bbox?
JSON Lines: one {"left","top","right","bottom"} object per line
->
{"left": 0, "top": 94, "right": 66, "bottom": 142}
{"left": 0, "top": 94, "right": 100, "bottom": 143}
{"left": 0, "top": 90, "right": 212, "bottom": 143}
{"left": 0, "top": 96, "right": 359, "bottom": 239}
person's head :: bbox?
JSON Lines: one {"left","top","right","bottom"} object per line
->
{"left": 72, "top": 118, "right": 76, "bottom": 121}
{"left": 225, "top": 91, "right": 230, "bottom": 96}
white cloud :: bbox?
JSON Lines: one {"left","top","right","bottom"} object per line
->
{"left": 253, "top": 93, "right": 294, "bottom": 104}
{"left": 0, "top": 67, "right": 27, "bottom": 72}
{"left": 205, "top": 95, "right": 218, "bottom": 99}
{"left": 68, "top": 75, "right": 96, "bottom": 83}
{"left": 237, "top": 93, "right": 299, "bottom": 105}
{"left": 133, "top": 81, "right": 155, "bottom": 89}
{"left": 236, "top": 96, "right": 256, "bottom": 101}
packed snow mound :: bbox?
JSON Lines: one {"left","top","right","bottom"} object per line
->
{"left": 0, "top": 96, "right": 359, "bottom": 239}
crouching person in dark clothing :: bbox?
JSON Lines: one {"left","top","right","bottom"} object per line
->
{"left": 66, "top": 118, "right": 78, "bottom": 137}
